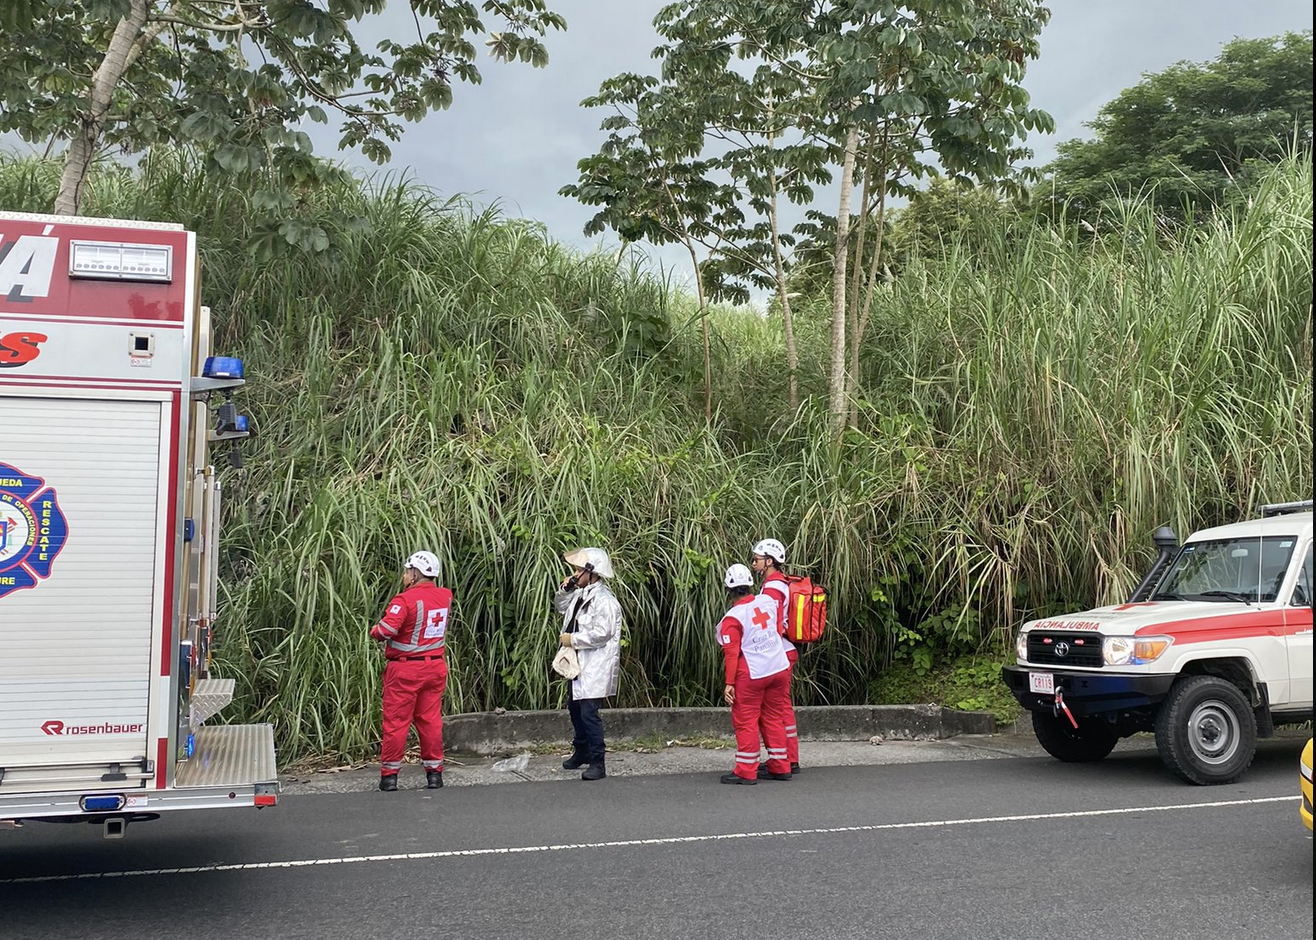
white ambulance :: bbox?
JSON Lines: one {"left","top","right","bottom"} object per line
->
{"left": 1004, "top": 501, "right": 1314, "bottom": 784}
{"left": 1, "top": 210, "right": 277, "bottom": 837}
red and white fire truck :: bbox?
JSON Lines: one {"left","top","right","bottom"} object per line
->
{"left": 1004, "top": 501, "right": 1314, "bottom": 784}
{"left": 1, "top": 210, "right": 277, "bottom": 837}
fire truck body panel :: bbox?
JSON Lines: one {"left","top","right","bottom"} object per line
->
{"left": 0, "top": 211, "right": 276, "bottom": 825}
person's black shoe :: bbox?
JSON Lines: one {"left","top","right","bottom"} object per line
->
{"left": 378, "top": 775, "right": 398, "bottom": 792}
{"left": 426, "top": 771, "right": 444, "bottom": 789}
{"left": 562, "top": 749, "right": 590, "bottom": 771}
{"left": 581, "top": 762, "right": 606, "bottom": 781}
{"left": 756, "top": 767, "right": 793, "bottom": 781}
{"left": 790, "top": 763, "right": 802, "bottom": 775}
{"left": 720, "top": 773, "right": 757, "bottom": 785}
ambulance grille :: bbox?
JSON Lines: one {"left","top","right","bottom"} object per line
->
{"left": 1027, "top": 633, "right": 1104, "bottom": 668}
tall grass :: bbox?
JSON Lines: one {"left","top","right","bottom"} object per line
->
{"left": 1, "top": 150, "right": 1309, "bottom": 762}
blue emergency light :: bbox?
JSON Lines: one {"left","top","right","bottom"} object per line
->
{"left": 234, "top": 415, "right": 249, "bottom": 433}
{"left": 80, "top": 794, "right": 126, "bottom": 813}
{"left": 202, "top": 356, "right": 244, "bottom": 380}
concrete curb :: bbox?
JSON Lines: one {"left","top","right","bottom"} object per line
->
{"left": 444, "top": 705, "right": 995, "bottom": 755}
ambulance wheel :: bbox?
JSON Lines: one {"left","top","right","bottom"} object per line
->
{"left": 1032, "top": 710, "right": 1119, "bottom": 762}
{"left": 1154, "top": 675, "right": 1256, "bottom": 785}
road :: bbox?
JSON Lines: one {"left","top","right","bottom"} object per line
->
{"left": 1, "top": 737, "right": 1310, "bottom": 940}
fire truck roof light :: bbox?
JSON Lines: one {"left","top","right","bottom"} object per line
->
{"left": 202, "top": 356, "right": 244, "bottom": 379}
{"left": 69, "top": 240, "right": 173, "bottom": 282}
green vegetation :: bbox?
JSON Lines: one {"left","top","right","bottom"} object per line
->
{"left": 0, "top": 143, "right": 1309, "bottom": 763}
{"left": 870, "top": 657, "right": 1022, "bottom": 726}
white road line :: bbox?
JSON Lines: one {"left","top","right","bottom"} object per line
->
{"left": 1, "top": 795, "right": 1296, "bottom": 884}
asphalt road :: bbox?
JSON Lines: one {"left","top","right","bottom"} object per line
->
{"left": 1, "top": 738, "right": 1310, "bottom": 940}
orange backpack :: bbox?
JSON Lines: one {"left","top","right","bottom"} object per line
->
{"left": 782, "top": 574, "right": 828, "bottom": 644}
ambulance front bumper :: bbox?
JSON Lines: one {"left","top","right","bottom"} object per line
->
{"left": 1002, "top": 665, "right": 1176, "bottom": 716}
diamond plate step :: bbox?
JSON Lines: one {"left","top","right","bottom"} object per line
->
{"left": 174, "top": 724, "right": 277, "bottom": 788}
{"left": 189, "top": 677, "right": 235, "bottom": 727}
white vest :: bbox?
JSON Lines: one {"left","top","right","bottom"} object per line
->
{"left": 719, "top": 595, "right": 790, "bottom": 680}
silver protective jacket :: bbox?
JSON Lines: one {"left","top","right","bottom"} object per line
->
{"left": 555, "top": 581, "right": 622, "bottom": 699}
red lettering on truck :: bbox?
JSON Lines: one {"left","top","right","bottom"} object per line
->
{"left": 0, "top": 330, "right": 47, "bottom": 367}
{"left": 41, "top": 720, "right": 144, "bottom": 736}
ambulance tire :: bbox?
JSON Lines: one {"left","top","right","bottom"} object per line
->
{"left": 1155, "top": 675, "right": 1256, "bottom": 785}
{"left": 1031, "top": 710, "right": 1119, "bottom": 762}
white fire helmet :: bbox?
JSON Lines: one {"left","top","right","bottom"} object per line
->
{"left": 724, "top": 563, "right": 755, "bottom": 589}
{"left": 405, "top": 551, "right": 441, "bottom": 578}
{"left": 563, "top": 547, "right": 615, "bottom": 579}
{"left": 752, "top": 538, "right": 786, "bottom": 564}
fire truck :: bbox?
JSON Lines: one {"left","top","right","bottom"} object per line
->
{"left": 1, "top": 210, "right": 277, "bottom": 837}
{"left": 1004, "top": 501, "right": 1314, "bottom": 785}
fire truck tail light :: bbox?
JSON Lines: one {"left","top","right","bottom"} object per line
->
{"left": 80, "top": 794, "right": 126, "bottom": 812}
{"left": 69, "top": 240, "right": 173, "bottom": 282}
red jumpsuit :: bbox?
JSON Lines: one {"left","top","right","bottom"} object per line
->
{"left": 371, "top": 582, "right": 452, "bottom": 779}
{"left": 718, "top": 595, "right": 791, "bottom": 780}
{"left": 762, "top": 571, "right": 800, "bottom": 767}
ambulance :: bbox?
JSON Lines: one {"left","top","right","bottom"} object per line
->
{"left": 0, "top": 210, "right": 277, "bottom": 837}
{"left": 1004, "top": 501, "right": 1313, "bottom": 785}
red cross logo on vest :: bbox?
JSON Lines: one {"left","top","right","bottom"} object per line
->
{"left": 751, "top": 607, "right": 771, "bottom": 630}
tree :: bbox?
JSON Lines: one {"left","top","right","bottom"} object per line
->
{"left": 569, "top": 0, "right": 1052, "bottom": 433}
{"left": 0, "top": 0, "right": 565, "bottom": 239}
{"left": 1042, "top": 31, "right": 1314, "bottom": 223}
{"left": 885, "top": 177, "right": 1021, "bottom": 268}
{"left": 561, "top": 73, "right": 739, "bottom": 422}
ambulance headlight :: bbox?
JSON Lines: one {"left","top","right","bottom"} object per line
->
{"left": 1103, "top": 635, "right": 1172, "bottom": 666}
{"left": 203, "top": 356, "right": 244, "bottom": 379}
{"left": 1016, "top": 630, "right": 1029, "bottom": 661}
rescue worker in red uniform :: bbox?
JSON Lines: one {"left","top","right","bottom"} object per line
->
{"left": 716, "top": 563, "right": 792, "bottom": 785}
{"left": 370, "top": 551, "right": 452, "bottom": 792}
{"left": 752, "top": 537, "right": 801, "bottom": 775}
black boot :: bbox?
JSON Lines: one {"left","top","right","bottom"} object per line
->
{"left": 378, "top": 775, "right": 398, "bottom": 792}
{"left": 756, "top": 767, "right": 792, "bottom": 781}
{"left": 581, "top": 761, "right": 606, "bottom": 781}
{"left": 426, "top": 771, "right": 444, "bottom": 789}
{"left": 720, "top": 772, "right": 756, "bottom": 785}
{"left": 790, "top": 762, "right": 801, "bottom": 775}
{"left": 562, "top": 748, "right": 590, "bottom": 770}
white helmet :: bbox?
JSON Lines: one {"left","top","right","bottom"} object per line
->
{"left": 724, "top": 563, "right": 754, "bottom": 589}
{"left": 563, "top": 546, "right": 615, "bottom": 579}
{"left": 752, "top": 538, "right": 786, "bottom": 564}
{"left": 405, "top": 551, "right": 440, "bottom": 578}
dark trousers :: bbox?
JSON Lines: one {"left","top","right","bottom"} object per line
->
{"left": 568, "top": 686, "right": 606, "bottom": 763}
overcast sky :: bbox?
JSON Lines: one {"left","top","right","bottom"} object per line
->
{"left": 333, "top": 0, "right": 1309, "bottom": 293}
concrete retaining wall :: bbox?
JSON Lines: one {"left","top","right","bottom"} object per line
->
{"left": 445, "top": 705, "right": 995, "bottom": 755}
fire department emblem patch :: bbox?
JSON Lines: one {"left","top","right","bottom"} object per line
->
{"left": 0, "top": 461, "right": 69, "bottom": 600}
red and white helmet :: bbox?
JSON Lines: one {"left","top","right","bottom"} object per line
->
{"left": 405, "top": 551, "right": 440, "bottom": 578}
{"left": 724, "top": 564, "right": 755, "bottom": 589}
{"left": 751, "top": 538, "right": 786, "bottom": 564}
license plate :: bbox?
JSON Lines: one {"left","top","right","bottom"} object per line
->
{"left": 1029, "top": 671, "right": 1055, "bottom": 695}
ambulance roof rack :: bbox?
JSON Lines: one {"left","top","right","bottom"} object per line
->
{"left": 1259, "top": 500, "right": 1314, "bottom": 517}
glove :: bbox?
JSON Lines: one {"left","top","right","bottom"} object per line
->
{"left": 559, "top": 632, "right": 574, "bottom": 648}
